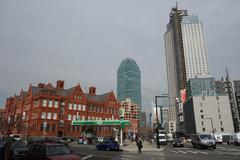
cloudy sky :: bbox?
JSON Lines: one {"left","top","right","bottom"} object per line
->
{"left": 0, "top": 0, "right": 240, "bottom": 112}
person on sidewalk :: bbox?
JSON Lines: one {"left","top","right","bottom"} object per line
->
{"left": 136, "top": 137, "right": 143, "bottom": 153}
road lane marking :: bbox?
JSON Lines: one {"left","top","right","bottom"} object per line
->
{"left": 196, "top": 151, "right": 208, "bottom": 154}
{"left": 82, "top": 154, "right": 93, "bottom": 160}
{"left": 177, "top": 150, "right": 186, "bottom": 154}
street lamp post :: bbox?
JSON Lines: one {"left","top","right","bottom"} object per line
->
{"left": 155, "top": 96, "right": 160, "bottom": 149}
{"left": 206, "top": 118, "right": 214, "bottom": 137}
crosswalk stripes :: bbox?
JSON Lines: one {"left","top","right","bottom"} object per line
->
{"left": 170, "top": 149, "right": 208, "bottom": 155}
{"left": 112, "top": 154, "right": 137, "bottom": 160}
{"left": 196, "top": 150, "right": 209, "bottom": 154}
{"left": 177, "top": 150, "right": 187, "bottom": 154}
{"left": 170, "top": 150, "right": 178, "bottom": 153}
{"left": 186, "top": 150, "right": 197, "bottom": 154}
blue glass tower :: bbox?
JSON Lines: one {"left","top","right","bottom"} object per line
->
{"left": 117, "top": 58, "right": 141, "bottom": 109}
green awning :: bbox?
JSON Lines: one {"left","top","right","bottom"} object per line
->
{"left": 71, "top": 120, "right": 131, "bottom": 126}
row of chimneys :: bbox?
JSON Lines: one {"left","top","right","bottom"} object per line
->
{"left": 37, "top": 80, "right": 96, "bottom": 95}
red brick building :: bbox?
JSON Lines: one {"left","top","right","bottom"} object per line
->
{"left": 3, "top": 80, "right": 120, "bottom": 139}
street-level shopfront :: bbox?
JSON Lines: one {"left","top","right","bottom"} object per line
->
{"left": 72, "top": 120, "right": 131, "bottom": 143}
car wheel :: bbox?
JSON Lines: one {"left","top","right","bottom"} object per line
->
{"left": 213, "top": 146, "right": 216, "bottom": 149}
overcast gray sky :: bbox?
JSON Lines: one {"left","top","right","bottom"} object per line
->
{"left": 0, "top": 0, "right": 240, "bottom": 112}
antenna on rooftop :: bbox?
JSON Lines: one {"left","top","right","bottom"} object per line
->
{"left": 176, "top": 1, "right": 178, "bottom": 9}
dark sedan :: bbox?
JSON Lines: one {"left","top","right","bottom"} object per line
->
{"left": 9, "top": 141, "right": 29, "bottom": 160}
{"left": 24, "top": 143, "right": 81, "bottom": 160}
{"left": 96, "top": 140, "right": 120, "bottom": 151}
{"left": 173, "top": 138, "right": 184, "bottom": 147}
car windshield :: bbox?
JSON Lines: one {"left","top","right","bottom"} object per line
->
{"left": 199, "top": 134, "right": 213, "bottom": 140}
{"left": 11, "top": 142, "right": 27, "bottom": 149}
{"left": 159, "top": 136, "right": 165, "bottom": 139}
{"left": 45, "top": 145, "right": 71, "bottom": 156}
{"left": 111, "top": 141, "right": 119, "bottom": 145}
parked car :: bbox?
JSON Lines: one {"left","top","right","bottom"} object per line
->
{"left": 0, "top": 139, "right": 6, "bottom": 159}
{"left": 191, "top": 133, "right": 216, "bottom": 149}
{"left": 24, "top": 143, "right": 81, "bottom": 160}
{"left": 103, "top": 136, "right": 114, "bottom": 141}
{"left": 27, "top": 137, "right": 45, "bottom": 148}
{"left": 9, "top": 141, "right": 29, "bottom": 160}
{"left": 59, "top": 137, "right": 70, "bottom": 146}
{"left": 96, "top": 140, "right": 120, "bottom": 151}
{"left": 173, "top": 138, "right": 184, "bottom": 147}
{"left": 223, "top": 132, "right": 240, "bottom": 145}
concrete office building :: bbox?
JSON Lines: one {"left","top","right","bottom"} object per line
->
{"left": 184, "top": 77, "right": 234, "bottom": 135}
{"left": 164, "top": 6, "right": 210, "bottom": 132}
{"left": 233, "top": 80, "right": 240, "bottom": 125}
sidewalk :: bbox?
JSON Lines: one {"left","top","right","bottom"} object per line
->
{"left": 121, "top": 141, "right": 164, "bottom": 152}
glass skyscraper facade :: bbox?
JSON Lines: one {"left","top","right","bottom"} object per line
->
{"left": 117, "top": 58, "right": 141, "bottom": 109}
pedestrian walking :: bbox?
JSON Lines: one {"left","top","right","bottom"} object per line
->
{"left": 136, "top": 137, "right": 143, "bottom": 153}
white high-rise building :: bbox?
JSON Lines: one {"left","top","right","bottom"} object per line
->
{"left": 181, "top": 16, "right": 209, "bottom": 79}
{"left": 164, "top": 7, "right": 210, "bottom": 132}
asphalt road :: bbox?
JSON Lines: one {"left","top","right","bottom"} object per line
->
{"left": 70, "top": 142, "right": 240, "bottom": 160}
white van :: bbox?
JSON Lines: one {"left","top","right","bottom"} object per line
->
{"left": 214, "top": 134, "right": 223, "bottom": 144}
{"left": 158, "top": 134, "right": 167, "bottom": 145}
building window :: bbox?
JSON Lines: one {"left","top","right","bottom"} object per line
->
{"left": 200, "top": 110, "right": 203, "bottom": 113}
{"left": 41, "top": 112, "right": 46, "bottom": 119}
{"left": 202, "top": 128, "right": 205, "bottom": 132}
{"left": 53, "top": 113, "right": 57, "bottom": 120}
{"left": 68, "top": 114, "right": 72, "bottom": 121}
{"left": 34, "top": 101, "right": 38, "bottom": 107}
{"left": 40, "top": 123, "right": 43, "bottom": 131}
{"left": 73, "top": 115, "right": 76, "bottom": 121}
{"left": 22, "top": 112, "right": 26, "bottom": 120}
{"left": 54, "top": 101, "right": 58, "bottom": 108}
{"left": 82, "top": 116, "right": 85, "bottom": 120}
{"left": 72, "top": 126, "right": 75, "bottom": 132}
{"left": 46, "top": 124, "right": 50, "bottom": 131}
{"left": 219, "top": 115, "right": 221, "bottom": 119}
{"left": 47, "top": 113, "right": 52, "bottom": 119}
{"left": 82, "top": 105, "right": 86, "bottom": 111}
{"left": 73, "top": 104, "right": 77, "bottom": 110}
{"left": 200, "top": 103, "right": 203, "bottom": 107}
{"left": 221, "top": 128, "right": 224, "bottom": 132}
{"left": 42, "top": 100, "right": 47, "bottom": 107}
{"left": 68, "top": 103, "right": 72, "bottom": 110}
{"left": 48, "top": 100, "right": 53, "bottom": 107}
{"left": 202, "top": 91, "right": 207, "bottom": 96}
{"left": 60, "top": 108, "right": 64, "bottom": 115}
{"left": 218, "top": 108, "right": 220, "bottom": 113}
{"left": 78, "top": 104, "right": 81, "bottom": 111}
{"left": 220, "top": 121, "right": 223, "bottom": 126}
{"left": 52, "top": 124, "right": 56, "bottom": 132}
{"left": 202, "top": 121, "right": 204, "bottom": 126}
{"left": 59, "top": 120, "right": 64, "bottom": 127}
{"left": 68, "top": 125, "right": 70, "bottom": 131}
{"left": 201, "top": 115, "right": 204, "bottom": 119}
